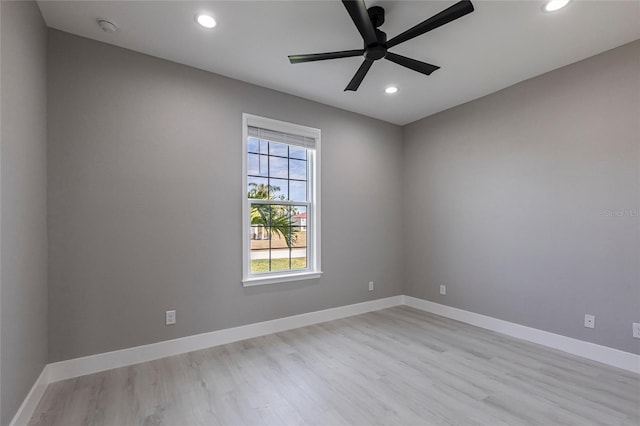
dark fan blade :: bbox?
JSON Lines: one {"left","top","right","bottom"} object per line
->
{"left": 386, "top": 0, "right": 474, "bottom": 49}
{"left": 385, "top": 52, "right": 440, "bottom": 76}
{"left": 288, "top": 49, "right": 364, "bottom": 64}
{"left": 342, "top": 0, "right": 377, "bottom": 46}
{"left": 345, "top": 59, "right": 373, "bottom": 91}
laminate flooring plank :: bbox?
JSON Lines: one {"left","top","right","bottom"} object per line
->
{"left": 29, "top": 306, "right": 640, "bottom": 426}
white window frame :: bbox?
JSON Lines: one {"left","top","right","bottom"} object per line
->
{"left": 242, "top": 113, "right": 322, "bottom": 286}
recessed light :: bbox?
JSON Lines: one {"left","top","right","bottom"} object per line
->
{"left": 385, "top": 86, "right": 398, "bottom": 94}
{"left": 543, "top": 0, "right": 571, "bottom": 13}
{"left": 195, "top": 14, "right": 216, "bottom": 29}
{"left": 97, "top": 19, "right": 117, "bottom": 34}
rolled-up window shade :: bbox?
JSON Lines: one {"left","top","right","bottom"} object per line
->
{"left": 248, "top": 126, "right": 316, "bottom": 149}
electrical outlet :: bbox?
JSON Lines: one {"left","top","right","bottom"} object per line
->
{"left": 440, "top": 285, "right": 446, "bottom": 295}
{"left": 166, "top": 310, "right": 176, "bottom": 325}
{"left": 633, "top": 323, "right": 640, "bottom": 339}
{"left": 368, "top": 281, "right": 374, "bottom": 291}
{"left": 584, "top": 314, "right": 595, "bottom": 329}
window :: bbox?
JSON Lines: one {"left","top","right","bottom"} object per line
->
{"left": 242, "top": 114, "right": 321, "bottom": 286}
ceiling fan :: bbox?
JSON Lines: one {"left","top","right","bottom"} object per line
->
{"left": 288, "top": 0, "right": 475, "bottom": 92}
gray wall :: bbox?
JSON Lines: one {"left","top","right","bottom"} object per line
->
{"left": 0, "top": 1, "right": 48, "bottom": 424}
{"left": 47, "top": 30, "right": 404, "bottom": 362}
{"left": 403, "top": 40, "right": 640, "bottom": 354}
{"left": 45, "top": 24, "right": 640, "bottom": 363}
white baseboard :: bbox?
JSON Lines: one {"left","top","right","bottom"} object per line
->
{"left": 9, "top": 365, "right": 49, "bottom": 426}
{"left": 47, "top": 295, "right": 404, "bottom": 383}
{"left": 12, "top": 294, "right": 640, "bottom": 424}
{"left": 404, "top": 295, "right": 640, "bottom": 374}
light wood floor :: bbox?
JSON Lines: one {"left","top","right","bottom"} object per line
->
{"left": 30, "top": 306, "right": 640, "bottom": 426}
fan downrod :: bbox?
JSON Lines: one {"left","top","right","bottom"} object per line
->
{"left": 367, "top": 6, "right": 385, "bottom": 28}
{"left": 364, "top": 6, "right": 387, "bottom": 60}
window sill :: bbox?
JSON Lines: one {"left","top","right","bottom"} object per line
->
{"left": 242, "top": 271, "right": 323, "bottom": 287}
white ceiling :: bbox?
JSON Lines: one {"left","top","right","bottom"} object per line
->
{"left": 37, "top": 0, "right": 640, "bottom": 125}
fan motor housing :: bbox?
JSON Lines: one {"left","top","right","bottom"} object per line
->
{"left": 365, "top": 44, "right": 387, "bottom": 60}
{"left": 364, "top": 29, "right": 387, "bottom": 60}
